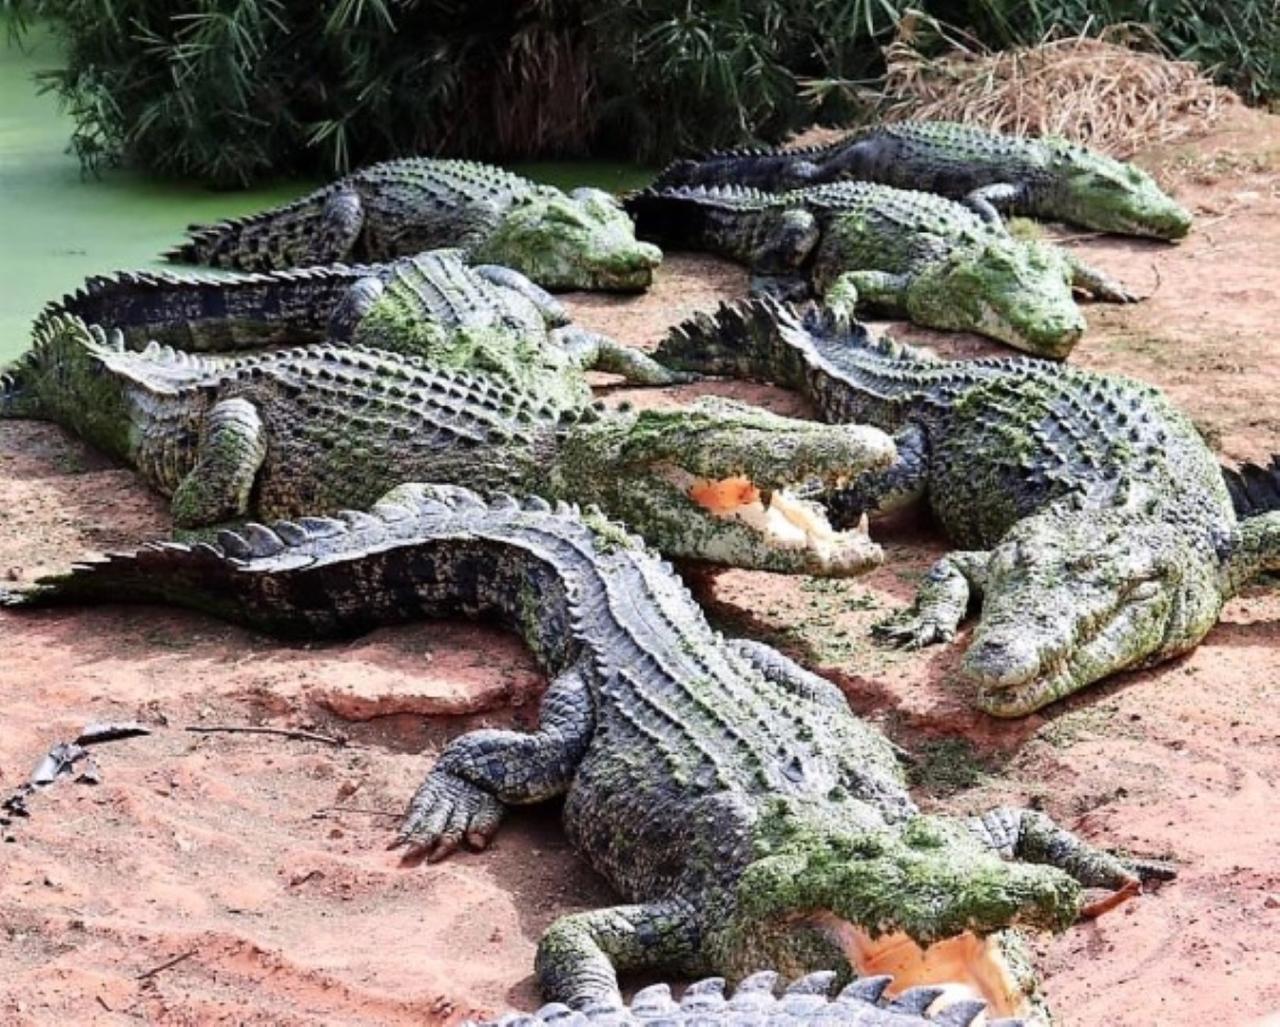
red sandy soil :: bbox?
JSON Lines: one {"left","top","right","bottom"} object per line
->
{"left": 2, "top": 108, "right": 1279, "bottom": 1026}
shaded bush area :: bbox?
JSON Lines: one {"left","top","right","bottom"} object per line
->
{"left": 5, "top": 0, "right": 1278, "bottom": 186}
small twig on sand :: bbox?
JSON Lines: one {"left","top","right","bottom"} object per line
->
{"left": 1195, "top": 211, "right": 1235, "bottom": 232}
{"left": 185, "top": 725, "right": 346, "bottom": 747}
{"left": 1149, "top": 261, "right": 1163, "bottom": 296}
{"left": 321, "top": 805, "right": 401, "bottom": 818}
{"left": 136, "top": 949, "right": 197, "bottom": 981}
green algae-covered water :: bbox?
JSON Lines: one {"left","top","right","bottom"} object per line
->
{"left": 0, "top": 26, "right": 653, "bottom": 361}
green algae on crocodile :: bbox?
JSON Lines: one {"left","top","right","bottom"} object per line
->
{"left": 168, "top": 159, "right": 662, "bottom": 292}
{"left": 1, "top": 485, "right": 1172, "bottom": 1021}
{"left": 625, "top": 181, "right": 1133, "bottom": 358}
{"left": 0, "top": 312, "right": 891, "bottom": 575}
{"left": 655, "top": 300, "right": 1280, "bottom": 716}
{"left": 650, "top": 120, "right": 1192, "bottom": 241}
{"left": 40, "top": 250, "right": 682, "bottom": 409}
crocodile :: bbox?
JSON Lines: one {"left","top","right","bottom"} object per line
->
{"left": 0, "top": 312, "right": 893, "bottom": 575}
{"left": 654, "top": 300, "right": 1280, "bottom": 715}
{"left": 465, "top": 970, "right": 1021, "bottom": 1025}
{"left": 40, "top": 250, "right": 682, "bottom": 405}
{"left": 166, "top": 159, "right": 663, "bottom": 292}
{"left": 2, "top": 484, "right": 1172, "bottom": 1022}
{"left": 650, "top": 121, "right": 1192, "bottom": 240}
{"left": 624, "top": 182, "right": 1134, "bottom": 358}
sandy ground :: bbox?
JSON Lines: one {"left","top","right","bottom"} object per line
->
{"left": 2, "top": 107, "right": 1279, "bottom": 1026}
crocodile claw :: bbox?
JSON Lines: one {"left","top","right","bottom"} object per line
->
{"left": 872, "top": 613, "right": 955, "bottom": 649}
{"left": 393, "top": 771, "right": 504, "bottom": 862}
{"left": 1122, "top": 854, "right": 1178, "bottom": 884}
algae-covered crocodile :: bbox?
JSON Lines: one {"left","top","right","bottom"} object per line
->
{"left": 650, "top": 121, "right": 1191, "bottom": 240}
{"left": 625, "top": 182, "right": 1133, "bottom": 358}
{"left": 167, "top": 159, "right": 662, "bottom": 292}
{"left": 41, "top": 250, "right": 681, "bottom": 405}
{"left": 466, "top": 970, "right": 1021, "bottom": 1025}
{"left": 655, "top": 301, "right": 1280, "bottom": 715}
{"left": 2, "top": 484, "right": 1171, "bottom": 1022}
{"left": 0, "top": 312, "right": 891, "bottom": 575}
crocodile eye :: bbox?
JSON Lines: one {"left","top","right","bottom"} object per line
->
{"left": 544, "top": 204, "right": 586, "bottom": 227}
{"left": 1127, "top": 580, "right": 1161, "bottom": 602}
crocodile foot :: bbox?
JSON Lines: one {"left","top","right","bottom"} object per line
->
{"left": 391, "top": 770, "right": 503, "bottom": 862}
{"left": 872, "top": 613, "right": 956, "bottom": 650}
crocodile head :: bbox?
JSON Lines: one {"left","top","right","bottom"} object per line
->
{"left": 554, "top": 397, "right": 895, "bottom": 575}
{"left": 479, "top": 187, "right": 663, "bottom": 292}
{"left": 1050, "top": 143, "right": 1192, "bottom": 240}
{"left": 904, "top": 237, "right": 1086, "bottom": 358}
{"left": 716, "top": 812, "right": 1077, "bottom": 1019}
{"left": 962, "top": 502, "right": 1224, "bottom": 716}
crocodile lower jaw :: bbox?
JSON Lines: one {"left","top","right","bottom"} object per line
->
{"left": 816, "top": 915, "right": 1032, "bottom": 1019}
{"left": 682, "top": 472, "right": 879, "bottom": 572}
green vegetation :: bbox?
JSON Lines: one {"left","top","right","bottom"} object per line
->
{"left": 5, "top": 0, "right": 1277, "bottom": 187}
{"left": 907, "top": 738, "right": 991, "bottom": 796}
{"left": 0, "top": 27, "right": 649, "bottom": 360}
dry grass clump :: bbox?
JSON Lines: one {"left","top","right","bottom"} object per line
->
{"left": 877, "top": 28, "right": 1236, "bottom": 157}
{"left": 796, "top": 26, "right": 1236, "bottom": 158}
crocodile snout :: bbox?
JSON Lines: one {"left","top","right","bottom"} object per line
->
{"left": 961, "top": 637, "right": 1042, "bottom": 689}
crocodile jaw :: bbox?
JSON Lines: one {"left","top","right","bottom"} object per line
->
{"left": 675, "top": 470, "right": 881, "bottom": 574}
{"left": 817, "top": 916, "right": 1036, "bottom": 1020}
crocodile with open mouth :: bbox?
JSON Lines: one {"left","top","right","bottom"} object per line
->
{"left": 649, "top": 120, "right": 1192, "bottom": 240}
{"left": 625, "top": 181, "right": 1132, "bottom": 358}
{"left": 654, "top": 300, "right": 1280, "bottom": 715}
{"left": 1, "top": 485, "right": 1171, "bottom": 1023}
{"left": 0, "top": 311, "right": 891, "bottom": 575}
{"left": 166, "top": 158, "right": 663, "bottom": 292}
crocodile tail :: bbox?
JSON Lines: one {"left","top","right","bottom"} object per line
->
{"left": 40, "top": 265, "right": 368, "bottom": 352}
{"left": 0, "top": 487, "right": 629, "bottom": 647}
{"left": 648, "top": 145, "right": 826, "bottom": 191}
{"left": 654, "top": 297, "right": 819, "bottom": 388}
{"left": 623, "top": 184, "right": 765, "bottom": 250}
{"left": 463, "top": 970, "right": 1022, "bottom": 1025}
{"left": 1222, "top": 455, "right": 1280, "bottom": 519}
{"left": 655, "top": 299, "right": 956, "bottom": 428}
{"left": 165, "top": 187, "right": 335, "bottom": 270}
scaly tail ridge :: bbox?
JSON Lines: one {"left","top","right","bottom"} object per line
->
{"left": 165, "top": 187, "right": 336, "bottom": 270}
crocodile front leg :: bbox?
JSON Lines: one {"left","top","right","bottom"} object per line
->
{"left": 962, "top": 182, "right": 1024, "bottom": 224}
{"left": 967, "top": 807, "right": 1176, "bottom": 918}
{"left": 747, "top": 208, "right": 821, "bottom": 302}
{"left": 1228, "top": 511, "right": 1280, "bottom": 592}
{"left": 535, "top": 899, "right": 700, "bottom": 1009}
{"left": 1066, "top": 253, "right": 1138, "bottom": 303}
{"left": 874, "top": 550, "right": 990, "bottom": 648}
{"left": 472, "top": 263, "right": 569, "bottom": 326}
{"left": 308, "top": 187, "right": 365, "bottom": 264}
{"left": 554, "top": 326, "right": 697, "bottom": 386}
{"left": 822, "top": 270, "right": 911, "bottom": 321}
{"left": 170, "top": 398, "right": 267, "bottom": 528}
{"left": 730, "top": 638, "right": 848, "bottom": 708}
{"left": 327, "top": 276, "right": 384, "bottom": 342}
{"left": 393, "top": 663, "right": 594, "bottom": 861}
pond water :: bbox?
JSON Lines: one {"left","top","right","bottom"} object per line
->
{"left": 0, "top": 26, "right": 654, "bottom": 361}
